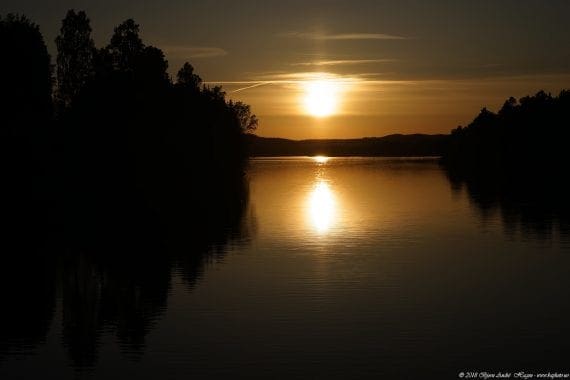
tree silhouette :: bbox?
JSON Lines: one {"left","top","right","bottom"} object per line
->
{"left": 55, "top": 10, "right": 95, "bottom": 110}
{"left": 229, "top": 100, "right": 259, "bottom": 133}
{"left": 0, "top": 13, "right": 53, "bottom": 212}
{"left": 0, "top": 14, "right": 52, "bottom": 126}
{"left": 443, "top": 90, "right": 570, "bottom": 174}
{"left": 107, "top": 19, "right": 144, "bottom": 72}
{"left": 176, "top": 62, "right": 202, "bottom": 90}
{"left": 134, "top": 45, "right": 170, "bottom": 90}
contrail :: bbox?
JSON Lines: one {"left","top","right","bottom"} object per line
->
{"left": 230, "top": 82, "right": 272, "bottom": 93}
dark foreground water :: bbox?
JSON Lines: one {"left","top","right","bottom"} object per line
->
{"left": 1, "top": 157, "right": 569, "bottom": 379}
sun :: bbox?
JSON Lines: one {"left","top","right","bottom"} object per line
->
{"left": 303, "top": 80, "right": 338, "bottom": 117}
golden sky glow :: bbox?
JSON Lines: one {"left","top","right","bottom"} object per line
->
{"left": 19, "top": 0, "right": 570, "bottom": 139}
{"left": 221, "top": 73, "right": 570, "bottom": 139}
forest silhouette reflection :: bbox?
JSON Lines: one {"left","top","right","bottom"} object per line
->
{"left": 0, "top": 174, "right": 253, "bottom": 370}
{"left": 444, "top": 166, "right": 570, "bottom": 240}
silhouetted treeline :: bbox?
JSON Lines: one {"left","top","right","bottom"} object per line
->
{"left": 1, "top": 10, "right": 257, "bottom": 245}
{"left": 52, "top": 12, "right": 257, "bottom": 234}
{"left": 442, "top": 90, "right": 570, "bottom": 173}
{"left": 441, "top": 90, "right": 570, "bottom": 237}
{"left": 0, "top": 10, "right": 256, "bottom": 370}
{"left": 247, "top": 133, "right": 448, "bottom": 157}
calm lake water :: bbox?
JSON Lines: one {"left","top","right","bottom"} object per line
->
{"left": 1, "top": 157, "right": 569, "bottom": 379}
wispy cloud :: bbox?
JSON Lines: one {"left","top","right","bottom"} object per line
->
{"left": 250, "top": 71, "right": 360, "bottom": 83}
{"left": 163, "top": 46, "right": 228, "bottom": 58}
{"left": 292, "top": 59, "right": 397, "bottom": 67}
{"left": 207, "top": 72, "right": 366, "bottom": 94}
{"left": 282, "top": 32, "right": 406, "bottom": 40}
{"left": 209, "top": 71, "right": 388, "bottom": 86}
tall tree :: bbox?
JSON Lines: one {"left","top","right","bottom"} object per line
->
{"left": 176, "top": 62, "right": 202, "bottom": 90}
{"left": 0, "top": 14, "right": 53, "bottom": 216}
{"left": 0, "top": 14, "right": 52, "bottom": 126}
{"left": 108, "top": 19, "right": 144, "bottom": 72}
{"left": 135, "top": 46, "right": 170, "bottom": 89}
{"left": 55, "top": 10, "right": 95, "bottom": 109}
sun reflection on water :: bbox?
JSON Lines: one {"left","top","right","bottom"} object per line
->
{"left": 313, "top": 156, "right": 329, "bottom": 164}
{"left": 308, "top": 180, "right": 336, "bottom": 233}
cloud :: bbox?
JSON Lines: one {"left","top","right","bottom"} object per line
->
{"left": 250, "top": 71, "right": 355, "bottom": 83}
{"left": 282, "top": 32, "right": 406, "bottom": 40}
{"left": 204, "top": 72, "right": 360, "bottom": 94}
{"left": 162, "top": 46, "right": 228, "bottom": 58}
{"left": 292, "top": 59, "right": 397, "bottom": 67}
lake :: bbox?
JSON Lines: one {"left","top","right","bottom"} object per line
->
{"left": 1, "top": 157, "right": 569, "bottom": 379}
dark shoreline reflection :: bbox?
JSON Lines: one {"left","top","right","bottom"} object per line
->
{"left": 443, "top": 165, "right": 570, "bottom": 240}
{"left": 0, "top": 171, "right": 253, "bottom": 370}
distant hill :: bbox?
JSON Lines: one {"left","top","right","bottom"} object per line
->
{"left": 246, "top": 134, "right": 449, "bottom": 157}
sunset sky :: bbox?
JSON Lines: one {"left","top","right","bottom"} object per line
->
{"left": 4, "top": 0, "right": 570, "bottom": 139}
